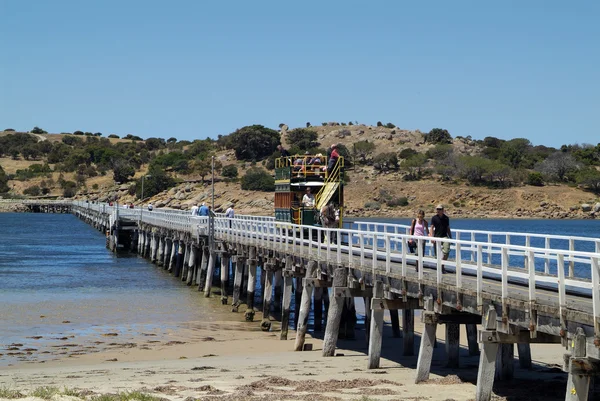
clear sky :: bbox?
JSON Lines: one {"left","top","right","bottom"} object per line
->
{"left": 1, "top": 0, "right": 598, "bottom": 148}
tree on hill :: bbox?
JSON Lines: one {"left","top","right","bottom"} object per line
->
{"left": 425, "top": 128, "right": 452, "bottom": 144}
{"left": 190, "top": 156, "right": 222, "bottom": 183}
{"left": 112, "top": 159, "right": 135, "bottom": 183}
{"left": 500, "top": 138, "right": 532, "bottom": 169}
{"left": 227, "top": 125, "right": 280, "bottom": 161}
{"left": 0, "top": 166, "right": 9, "bottom": 193}
{"left": 576, "top": 167, "right": 600, "bottom": 193}
{"left": 286, "top": 128, "right": 319, "bottom": 152}
{"left": 536, "top": 152, "right": 579, "bottom": 182}
{"left": 352, "top": 140, "right": 376, "bottom": 165}
{"left": 30, "top": 126, "right": 47, "bottom": 134}
{"left": 241, "top": 168, "right": 274, "bottom": 191}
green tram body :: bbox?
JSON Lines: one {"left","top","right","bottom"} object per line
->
{"left": 274, "top": 154, "right": 344, "bottom": 229}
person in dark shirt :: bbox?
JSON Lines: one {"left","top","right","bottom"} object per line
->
{"left": 429, "top": 204, "right": 451, "bottom": 273}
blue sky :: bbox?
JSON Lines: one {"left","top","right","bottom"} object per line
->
{"left": 1, "top": 0, "right": 598, "bottom": 148}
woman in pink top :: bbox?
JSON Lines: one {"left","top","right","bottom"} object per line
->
{"left": 409, "top": 210, "right": 428, "bottom": 271}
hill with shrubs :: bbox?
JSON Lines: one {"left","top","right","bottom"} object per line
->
{"left": 1, "top": 122, "right": 600, "bottom": 219}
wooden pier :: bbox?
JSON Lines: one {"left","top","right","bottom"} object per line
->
{"left": 62, "top": 200, "right": 600, "bottom": 400}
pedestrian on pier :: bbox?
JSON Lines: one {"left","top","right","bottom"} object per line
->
{"left": 429, "top": 204, "right": 451, "bottom": 273}
{"left": 191, "top": 204, "right": 199, "bottom": 216}
{"left": 198, "top": 202, "right": 209, "bottom": 216}
{"left": 147, "top": 202, "right": 153, "bottom": 211}
{"left": 409, "top": 209, "right": 428, "bottom": 271}
{"left": 225, "top": 204, "right": 234, "bottom": 227}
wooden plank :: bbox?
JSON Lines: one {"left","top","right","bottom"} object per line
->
{"left": 322, "top": 267, "right": 348, "bottom": 357}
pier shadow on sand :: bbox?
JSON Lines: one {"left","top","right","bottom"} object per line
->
{"left": 305, "top": 321, "right": 600, "bottom": 401}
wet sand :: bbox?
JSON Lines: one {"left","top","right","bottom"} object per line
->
{"left": 0, "top": 310, "right": 572, "bottom": 401}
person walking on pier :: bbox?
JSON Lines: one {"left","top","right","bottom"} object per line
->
{"left": 191, "top": 204, "right": 199, "bottom": 216}
{"left": 429, "top": 204, "right": 451, "bottom": 273}
{"left": 147, "top": 202, "right": 153, "bottom": 211}
{"left": 225, "top": 204, "right": 235, "bottom": 227}
{"left": 409, "top": 209, "right": 428, "bottom": 272}
{"left": 198, "top": 202, "right": 209, "bottom": 216}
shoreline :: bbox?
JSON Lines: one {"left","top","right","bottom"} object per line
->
{"left": 0, "top": 311, "right": 571, "bottom": 401}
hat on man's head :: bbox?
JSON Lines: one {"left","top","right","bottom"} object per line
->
{"left": 331, "top": 144, "right": 337, "bottom": 149}
{"left": 304, "top": 151, "right": 310, "bottom": 155}
{"left": 201, "top": 202, "right": 206, "bottom": 206}
{"left": 436, "top": 204, "right": 444, "bottom": 210}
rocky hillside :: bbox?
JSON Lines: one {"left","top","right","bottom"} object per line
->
{"left": 2, "top": 125, "right": 600, "bottom": 219}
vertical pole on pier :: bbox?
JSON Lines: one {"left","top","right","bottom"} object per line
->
{"left": 181, "top": 243, "right": 190, "bottom": 280}
{"left": 322, "top": 267, "right": 348, "bottom": 357}
{"left": 367, "top": 281, "right": 385, "bottom": 369}
{"left": 220, "top": 249, "right": 230, "bottom": 304}
{"left": 174, "top": 240, "right": 184, "bottom": 277}
{"left": 273, "top": 268, "right": 283, "bottom": 315}
{"left": 476, "top": 307, "right": 499, "bottom": 401}
{"left": 565, "top": 327, "right": 590, "bottom": 401}
{"left": 495, "top": 344, "right": 514, "bottom": 380}
{"left": 415, "top": 297, "right": 437, "bottom": 383}
{"left": 294, "top": 260, "right": 317, "bottom": 351}
{"left": 364, "top": 294, "right": 372, "bottom": 347}
{"left": 261, "top": 262, "right": 274, "bottom": 331}
{"left": 170, "top": 239, "right": 179, "bottom": 273}
{"left": 280, "top": 269, "right": 293, "bottom": 340}
{"left": 403, "top": 309, "right": 415, "bottom": 356}
{"left": 157, "top": 236, "right": 165, "bottom": 267}
{"left": 245, "top": 246, "right": 258, "bottom": 321}
{"left": 163, "top": 238, "right": 171, "bottom": 269}
{"left": 446, "top": 323, "right": 460, "bottom": 368}
{"left": 186, "top": 245, "right": 197, "bottom": 285}
{"left": 197, "top": 243, "right": 209, "bottom": 290}
{"left": 151, "top": 233, "right": 158, "bottom": 263}
{"left": 390, "top": 309, "right": 401, "bottom": 338}
{"left": 517, "top": 343, "right": 532, "bottom": 369}
{"left": 203, "top": 248, "right": 216, "bottom": 297}
{"left": 232, "top": 255, "right": 245, "bottom": 312}
{"left": 314, "top": 287, "right": 324, "bottom": 332}
{"left": 466, "top": 323, "right": 480, "bottom": 356}
{"left": 294, "top": 273, "right": 303, "bottom": 329}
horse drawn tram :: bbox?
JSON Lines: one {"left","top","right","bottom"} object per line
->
{"left": 274, "top": 151, "right": 344, "bottom": 231}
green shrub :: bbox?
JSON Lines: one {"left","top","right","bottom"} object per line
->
{"left": 23, "top": 185, "right": 41, "bottom": 196}
{"left": 385, "top": 122, "right": 395, "bottom": 128}
{"left": 108, "top": 134, "right": 120, "bottom": 139}
{"left": 240, "top": 168, "right": 274, "bottom": 191}
{"left": 364, "top": 201, "right": 381, "bottom": 210}
{"left": 376, "top": 121, "right": 383, "bottom": 127}
{"left": 31, "top": 386, "right": 59, "bottom": 400}
{"left": 222, "top": 164, "right": 238, "bottom": 179}
{"left": 0, "top": 386, "right": 23, "bottom": 399}
{"left": 527, "top": 172, "right": 544, "bottom": 186}
{"left": 425, "top": 128, "right": 452, "bottom": 144}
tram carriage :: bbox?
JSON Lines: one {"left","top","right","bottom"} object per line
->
{"left": 274, "top": 152, "right": 344, "bottom": 229}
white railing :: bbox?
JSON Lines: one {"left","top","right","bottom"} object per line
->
{"left": 34, "top": 200, "right": 600, "bottom": 322}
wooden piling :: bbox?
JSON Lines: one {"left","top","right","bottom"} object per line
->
{"left": 294, "top": 260, "right": 317, "bottom": 351}
{"left": 203, "top": 249, "right": 216, "bottom": 297}
{"left": 220, "top": 250, "right": 230, "bottom": 304}
{"left": 245, "top": 247, "right": 258, "bottom": 321}
{"left": 565, "top": 327, "right": 590, "bottom": 401}
{"left": 517, "top": 343, "right": 532, "bottom": 369}
{"left": 163, "top": 238, "right": 171, "bottom": 270}
{"left": 186, "top": 245, "right": 196, "bottom": 286}
{"left": 157, "top": 236, "right": 165, "bottom": 267}
{"left": 322, "top": 267, "right": 348, "bottom": 357}
{"left": 273, "top": 268, "right": 283, "bottom": 315}
{"left": 415, "top": 297, "right": 437, "bottom": 383}
{"left": 390, "top": 309, "right": 401, "bottom": 338}
{"left": 197, "top": 244, "right": 209, "bottom": 291}
{"left": 261, "top": 264, "right": 274, "bottom": 331}
{"left": 232, "top": 256, "right": 245, "bottom": 312}
{"left": 446, "top": 323, "right": 460, "bottom": 368}
{"left": 495, "top": 344, "right": 514, "bottom": 380}
{"left": 280, "top": 270, "right": 293, "bottom": 340}
{"left": 168, "top": 239, "right": 178, "bottom": 272}
{"left": 294, "top": 275, "right": 303, "bottom": 329}
{"left": 314, "top": 287, "right": 324, "bottom": 332}
{"left": 466, "top": 323, "right": 480, "bottom": 356}
{"left": 476, "top": 307, "right": 499, "bottom": 401}
{"left": 367, "top": 281, "right": 384, "bottom": 369}
{"left": 403, "top": 309, "right": 415, "bottom": 356}
{"left": 181, "top": 242, "right": 190, "bottom": 280}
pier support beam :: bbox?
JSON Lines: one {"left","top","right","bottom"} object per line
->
{"left": 467, "top": 323, "right": 480, "bottom": 356}
{"left": 390, "top": 309, "right": 401, "bottom": 338}
{"left": 322, "top": 267, "right": 348, "bottom": 357}
{"left": 168, "top": 239, "right": 178, "bottom": 272}
{"left": 273, "top": 268, "right": 283, "bottom": 315}
{"left": 446, "top": 323, "right": 461, "bottom": 368}
{"left": 415, "top": 297, "right": 437, "bottom": 383}
{"left": 197, "top": 244, "right": 209, "bottom": 291}
{"left": 203, "top": 249, "right": 216, "bottom": 297}
{"left": 232, "top": 255, "right": 245, "bottom": 312}
{"left": 403, "top": 309, "right": 415, "bottom": 356}
{"left": 314, "top": 287, "right": 324, "bottom": 332}
{"left": 244, "top": 247, "right": 258, "bottom": 321}
{"left": 280, "top": 267, "right": 293, "bottom": 340}
{"left": 367, "top": 281, "right": 385, "bottom": 369}
{"left": 294, "top": 260, "right": 317, "bottom": 351}
{"left": 261, "top": 262, "right": 274, "bottom": 331}
{"left": 157, "top": 236, "right": 165, "bottom": 267}
{"left": 186, "top": 245, "right": 196, "bottom": 285}
{"left": 565, "top": 327, "right": 590, "bottom": 401}
{"left": 220, "top": 250, "right": 230, "bottom": 304}
{"left": 517, "top": 343, "right": 532, "bottom": 369}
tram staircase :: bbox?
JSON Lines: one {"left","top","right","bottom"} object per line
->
{"left": 315, "top": 158, "right": 342, "bottom": 210}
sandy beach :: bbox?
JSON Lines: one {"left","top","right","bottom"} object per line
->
{"left": 0, "top": 306, "right": 572, "bottom": 401}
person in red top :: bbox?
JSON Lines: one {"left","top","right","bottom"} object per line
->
{"left": 327, "top": 144, "right": 340, "bottom": 174}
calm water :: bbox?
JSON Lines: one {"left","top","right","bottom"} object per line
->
{"left": 0, "top": 213, "right": 236, "bottom": 366}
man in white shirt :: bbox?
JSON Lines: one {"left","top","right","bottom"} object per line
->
{"left": 191, "top": 204, "right": 199, "bottom": 216}
{"left": 302, "top": 187, "right": 315, "bottom": 208}
{"left": 225, "top": 204, "right": 235, "bottom": 218}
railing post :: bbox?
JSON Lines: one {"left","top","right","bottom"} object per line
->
{"left": 456, "top": 243, "right": 462, "bottom": 289}
{"left": 477, "top": 244, "right": 483, "bottom": 310}
{"left": 544, "top": 237, "right": 550, "bottom": 274}
{"left": 569, "top": 238, "right": 575, "bottom": 277}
